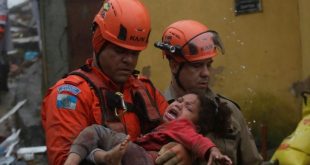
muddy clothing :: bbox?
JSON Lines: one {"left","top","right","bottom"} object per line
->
{"left": 41, "top": 59, "right": 168, "bottom": 165}
{"left": 164, "top": 86, "right": 263, "bottom": 165}
{"left": 71, "top": 124, "right": 153, "bottom": 165}
{"left": 70, "top": 119, "right": 215, "bottom": 164}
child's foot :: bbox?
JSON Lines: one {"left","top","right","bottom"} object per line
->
{"left": 96, "top": 135, "right": 130, "bottom": 165}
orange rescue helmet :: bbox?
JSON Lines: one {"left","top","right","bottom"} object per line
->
{"left": 92, "top": 0, "right": 151, "bottom": 54}
{"left": 154, "top": 20, "right": 224, "bottom": 63}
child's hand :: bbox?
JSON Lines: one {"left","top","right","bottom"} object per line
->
{"left": 207, "top": 147, "right": 232, "bottom": 165}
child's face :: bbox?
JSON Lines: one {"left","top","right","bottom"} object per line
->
{"left": 163, "top": 93, "right": 200, "bottom": 123}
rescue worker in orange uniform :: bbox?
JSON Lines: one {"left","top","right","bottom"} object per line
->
{"left": 41, "top": 0, "right": 176, "bottom": 164}
{"left": 154, "top": 20, "right": 264, "bottom": 165}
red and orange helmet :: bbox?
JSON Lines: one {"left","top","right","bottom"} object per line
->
{"left": 92, "top": 0, "right": 151, "bottom": 54}
{"left": 155, "top": 20, "right": 224, "bottom": 63}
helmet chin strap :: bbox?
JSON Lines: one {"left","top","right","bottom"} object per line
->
{"left": 95, "top": 42, "right": 108, "bottom": 73}
{"left": 95, "top": 53, "right": 103, "bottom": 71}
{"left": 173, "top": 62, "right": 186, "bottom": 91}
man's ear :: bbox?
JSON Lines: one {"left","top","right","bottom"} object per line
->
{"left": 169, "top": 60, "right": 179, "bottom": 74}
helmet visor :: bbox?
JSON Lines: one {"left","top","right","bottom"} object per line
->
{"left": 181, "top": 31, "right": 225, "bottom": 61}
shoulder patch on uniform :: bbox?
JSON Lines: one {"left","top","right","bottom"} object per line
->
{"left": 57, "top": 84, "right": 81, "bottom": 95}
{"left": 57, "top": 94, "right": 77, "bottom": 110}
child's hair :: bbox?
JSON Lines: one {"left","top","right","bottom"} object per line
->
{"left": 194, "top": 92, "right": 232, "bottom": 136}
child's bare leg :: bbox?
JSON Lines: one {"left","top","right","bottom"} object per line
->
{"left": 94, "top": 135, "right": 130, "bottom": 165}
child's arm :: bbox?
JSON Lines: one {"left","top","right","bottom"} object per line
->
{"left": 206, "top": 147, "right": 232, "bottom": 165}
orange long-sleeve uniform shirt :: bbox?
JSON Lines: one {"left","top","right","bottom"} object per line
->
{"left": 41, "top": 59, "right": 168, "bottom": 164}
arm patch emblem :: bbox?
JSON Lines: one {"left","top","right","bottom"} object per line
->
{"left": 57, "top": 94, "right": 77, "bottom": 110}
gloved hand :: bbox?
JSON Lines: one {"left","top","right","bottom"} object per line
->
{"left": 155, "top": 142, "right": 192, "bottom": 165}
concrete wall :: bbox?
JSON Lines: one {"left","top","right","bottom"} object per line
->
{"left": 40, "top": 0, "right": 69, "bottom": 90}
{"left": 299, "top": 0, "right": 310, "bottom": 78}
{"left": 137, "top": 0, "right": 304, "bottom": 147}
